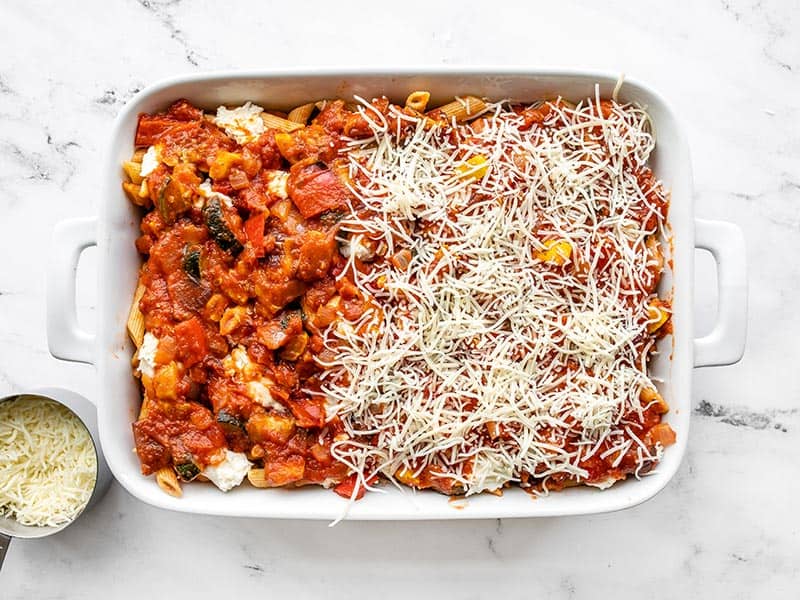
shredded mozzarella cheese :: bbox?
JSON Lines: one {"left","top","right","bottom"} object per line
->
{"left": 0, "top": 397, "right": 97, "bottom": 527}
{"left": 318, "top": 97, "right": 668, "bottom": 496}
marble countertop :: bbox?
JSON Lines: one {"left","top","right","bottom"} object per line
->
{"left": 1, "top": 0, "right": 798, "bottom": 597}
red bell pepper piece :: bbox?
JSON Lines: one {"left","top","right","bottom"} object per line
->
{"left": 244, "top": 212, "right": 267, "bottom": 257}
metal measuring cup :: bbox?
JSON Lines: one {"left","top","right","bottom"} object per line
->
{"left": 0, "top": 387, "right": 112, "bottom": 570}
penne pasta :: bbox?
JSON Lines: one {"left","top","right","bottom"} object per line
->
{"left": 259, "top": 112, "right": 304, "bottom": 133}
{"left": 123, "top": 163, "right": 151, "bottom": 207}
{"left": 287, "top": 102, "right": 316, "bottom": 124}
{"left": 405, "top": 91, "right": 430, "bottom": 113}
{"left": 427, "top": 96, "right": 487, "bottom": 122}
{"left": 122, "top": 182, "right": 140, "bottom": 204}
{"left": 265, "top": 109, "right": 289, "bottom": 119}
{"left": 247, "top": 468, "right": 270, "bottom": 488}
{"left": 122, "top": 181, "right": 150, "bottom": 207}
{"left": 155, "top": 466, "right": 182, "bottom": 498}
{"left": 122, "top": 161, "right": 143, "bottom": 184}
{"left": 127, "top": 280, "right": 147, "bottom": 348}
{"left": 137, "top": 394, "right": 153, "bottom": 419}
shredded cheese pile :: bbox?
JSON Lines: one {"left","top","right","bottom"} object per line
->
{"left": 0, "top": 397, "right": 97, "bottom": 527}
{"left": 318, "top": 95, "right": 668, "bottom": 496}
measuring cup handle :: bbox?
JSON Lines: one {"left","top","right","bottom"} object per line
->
{"left": 0, "top": 532, "right": 10, "bottom": 571}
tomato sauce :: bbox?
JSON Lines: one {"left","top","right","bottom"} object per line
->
{"left": 129, "top": 99, "right": 371, "bottom": 488}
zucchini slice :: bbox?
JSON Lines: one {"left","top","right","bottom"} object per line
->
{"left": 182, "top": 245, "right": 202, "bottom": 284}
{"left": 203, "top": 197, "right": 243, "bottom": 255}
{"left": 175, "top": 461, "right": 201, "bottom": 482}
{"left": 217, "top": 409, "right": 245, "bottom": 433}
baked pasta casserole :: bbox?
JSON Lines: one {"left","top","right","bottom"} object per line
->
{"left": 123, "top": 90, "right": 675, "bottom": 501}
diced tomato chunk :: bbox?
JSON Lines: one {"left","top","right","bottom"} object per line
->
{"left": 135, "top": 99, "right": 205, "bottom": 146}
{"left": 244, "top": 212, "right": 267, "bottom": 256}
{"left": 263, "top": 455, "right": 306, "bottom": 486}
{"left": 333, "top": 473, "right": 377, "bottom": 500}
{"left": 313, "top": 99, "right": 349, "bottom": 134}
{"left": 288, "top": 397, "right": 326, "bottom": 429}
{"left": 297, "top": 231, "right": 336, "bottom": 281}
{"left": 167, "top": 99, "right": 204, "bottom": 121}
{"left": 645, "top": 423, "right": 677, "bottom": 448}
{"left": 287, "top": 164, "right": 352, "bottom": 219}
{"left": 173, "top": 317, "right": 208, "bottom": 367}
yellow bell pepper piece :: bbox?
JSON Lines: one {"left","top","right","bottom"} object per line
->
{"left": 273, "top": 132, "right": 294, "bottom": 162}
{"left": 534, "top": 239, "right": 572, "bottom": 265}
{"left": 394, "top": 467, "right": 421, "bottom": 487}
{"left": 209, "top": 151, "right": 242, "bottom": 180}
{"left": 457, "top": 155, "right": 489, "bottom": 179}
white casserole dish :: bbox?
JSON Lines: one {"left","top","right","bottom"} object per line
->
{"left": 46, "top": 69, "right": 747, "bottom": 520}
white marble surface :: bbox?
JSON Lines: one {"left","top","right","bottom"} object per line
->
{"left": 1, "top": 0, "right": 798, "bottom": 597}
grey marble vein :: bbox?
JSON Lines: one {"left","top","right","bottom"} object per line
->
{"left": 135, "top": 0, "right": 203, "bottom": 66}
{"left": 695, "top": 400, "right": 794, "bottom": 432}
{"left": 0, "top": 75, "right": 16, "bottom": 95}
{"left": 93, "top": 85, "right": 144, "bottom": 110}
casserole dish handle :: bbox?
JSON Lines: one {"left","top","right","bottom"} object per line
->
{"left": 694, "top": 218, "right": 747, "bottom": 367}
{"left": 47, "top": 217, "right": 98, "bottom": 365}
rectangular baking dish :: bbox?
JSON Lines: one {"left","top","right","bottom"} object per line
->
{"left": 46, "top": 69, "right": 747, "bottom": 520}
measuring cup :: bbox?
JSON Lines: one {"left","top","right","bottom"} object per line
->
{"left": 0, "top": 387, "right": 112, "bottom": 570}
